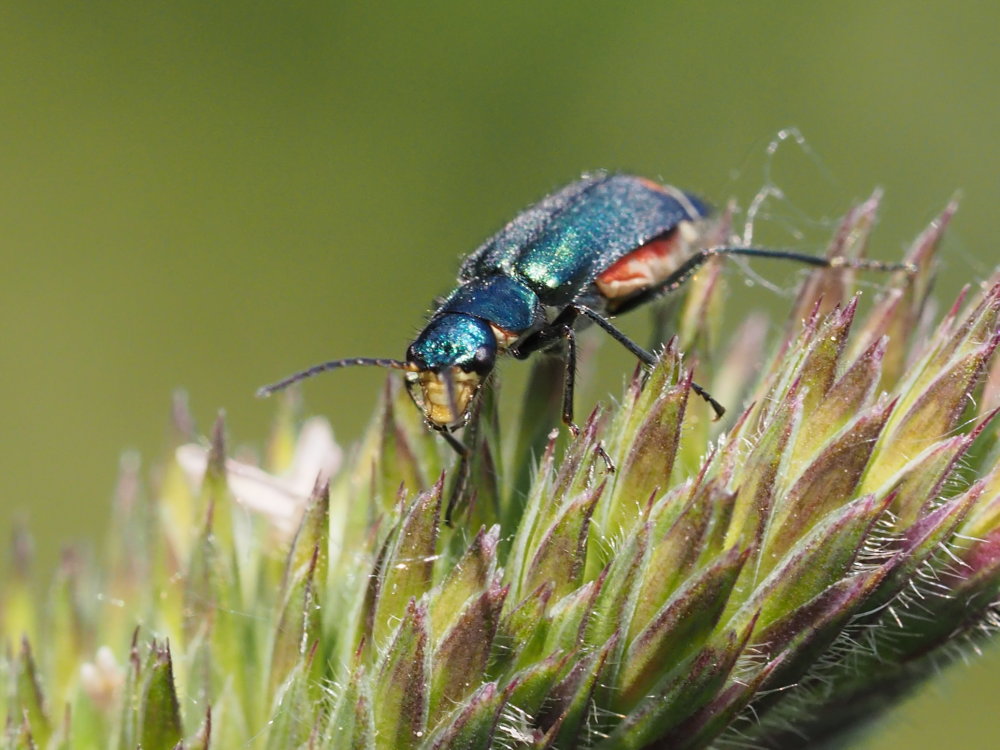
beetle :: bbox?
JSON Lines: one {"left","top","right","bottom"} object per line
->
{"left": 259, "top": 172, "right": 912, "bottom": 519}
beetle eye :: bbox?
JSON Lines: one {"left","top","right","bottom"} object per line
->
{"left": 466, "top": 344, "right": 495, "bottom": 375}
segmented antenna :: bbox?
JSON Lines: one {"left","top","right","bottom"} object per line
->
{"left": 257, "top": 357, "right": 415, "bottom": 397}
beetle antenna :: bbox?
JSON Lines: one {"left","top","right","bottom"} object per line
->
{"left": 257, "top": 357, "right": 415, "bottom": 397}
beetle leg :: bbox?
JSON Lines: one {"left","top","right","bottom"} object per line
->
{"left": 511, "top": 318, "right": 615, "bottom": 471}
{"left": 609, "top": 245, "right": 916, "bottom": 316}
{"left": 440, "top": 428, "right": 471, "bottom": 526}
{"left": 689, "top": 382, "right": 726, "bottom": 420}
{"left": 558, "top": 323, "right": 616, "bottom": 472}
{"left": 509, "top": 307, "right": 580, "bottom": 359}
{"left": 573, "top": 305, "right": 725, "bottom": 420}
{"left": 575, "top": 305, "right": 657, "bottom": 365}
{"left": 558, "top": 324, "right": 577, "bottom": 426}
{"left": 607, "top": 249, "right": 719, "bottom": 315}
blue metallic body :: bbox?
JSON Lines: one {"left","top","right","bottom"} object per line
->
{"left": 460, "top": 173, "right": 707, "bottom": 301}
{"left": 438, "top": 275, "right": 542, "bottom": 333}
{"left": 261, "top": 169, "right": 910, "bottom": 524}
{"left": 408, "top": 172, "right": 708, "bottom": 371}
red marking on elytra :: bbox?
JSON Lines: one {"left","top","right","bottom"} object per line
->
{"left": 596, "top": 231, "right": 683, "bottom": 298}
{"left": 638, "top": 177, "right": 670, "bottom": 193}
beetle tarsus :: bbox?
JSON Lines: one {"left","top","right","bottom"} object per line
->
{"left": 567, "top": 422, "right": 616, "bottom": 473}
{"left": 690, "top": 380, "right": 726, "bottom": 420}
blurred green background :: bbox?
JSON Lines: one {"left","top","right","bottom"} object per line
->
{"left": 1, "top": 2, "right": 997, "bottom": 747}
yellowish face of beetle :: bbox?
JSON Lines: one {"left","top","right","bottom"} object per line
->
{"left": 405, "top": 367, "right": 482, "bottom": 429}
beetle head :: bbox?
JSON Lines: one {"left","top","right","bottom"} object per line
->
{"left": 405, "top": 313, "right": 496, "bottom": 429}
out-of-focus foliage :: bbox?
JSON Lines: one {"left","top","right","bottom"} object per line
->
{"left": 3, "top": 201, "right": 998, "bottom": 748}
